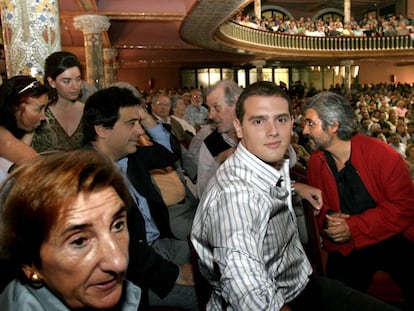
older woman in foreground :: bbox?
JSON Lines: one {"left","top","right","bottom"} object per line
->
{"left": 0, "top": 150, "right": 141, "bottom": 310}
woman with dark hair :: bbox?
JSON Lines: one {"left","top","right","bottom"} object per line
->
{"left": 0, "top": 150, "right": 141, "bottom": 310}
{"left": 32, "top": 51, "right": 85, "bottom": 152}
{"left": 0, "top": 75, "right": 48, "bottom": 173}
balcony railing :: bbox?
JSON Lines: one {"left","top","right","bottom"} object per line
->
{"left": 216, "top": 21, "right": 414, "bottom": 60}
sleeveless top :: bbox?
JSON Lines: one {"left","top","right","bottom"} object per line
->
{"left": 32, "top": 106, "right": 84, "bottom": 153}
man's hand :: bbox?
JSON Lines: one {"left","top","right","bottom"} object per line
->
{"left": 294, "top": 182, "right": 323, "bottom": 215}
{"left": 176, "top": 263, "right": 195, "bottom": 286}
{"left": 280, "top": 304, "right": 292, "bottom": 311}
{"left": 138, "top": 106, "right": 157, "bottom": 129}
{"left": 324, "top": 212, "right": 352, "bottom": 243}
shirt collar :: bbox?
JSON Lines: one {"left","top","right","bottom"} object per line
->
{"left": 236, "top": 143, "right": 288, "bottom": 188}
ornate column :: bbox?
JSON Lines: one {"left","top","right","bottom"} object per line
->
{"left": 251, "top": 60, "right": 266, "bottom": 81}
{"left": 341, "top": 60, "right": 353, "bottom": 95}
{"left": 344, "top": 0, "right": 351, "bottom": 23}
{"left": 73, "top": 14, "right": 110, "bottom": 90}
{"left": 103, "top": 48, "right": 118, "bottom": 87}
{"left": 254, "top": 0, "right": 261, "bottom": 20}
{"left": 0, "top": 0, "right": 61, "bottom": 79}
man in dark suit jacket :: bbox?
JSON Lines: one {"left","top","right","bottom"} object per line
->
{"left": 150, "top": 92, "right": 199, "bottom": 240}
{"left": 150, "top": 92, "right": 193, "bottom": 148}
{"left": 82, "top": 86, "right": 199, "bottom": 311}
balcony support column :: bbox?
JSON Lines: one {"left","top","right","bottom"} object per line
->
{"left": 251, "top": 60, "right": 266, "bottom": 81}
{"left": 341, "top": 60, "right": 353, "bottom": 95}
{"left": 254, "top": 0, "right": 261, "bottom": 20}
{"left": 344, "top": 0, "right": 351, "bottom": 23}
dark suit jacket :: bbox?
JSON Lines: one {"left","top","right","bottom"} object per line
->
{"left": 127, "top": 200, "right": 179, "bottom": 310}
{"left": 125, "top": 137, "right": 183, "bottom": 310}
{"left": 85, "top": 140, "right": 181, "bottom": 310}
{"left": 151, "top": 114, "right": 193, "bottom": 148}
{"left": 127, "top": 137, "right": 180, "bottom": 238}
{"left": 170, "top": 116, "right": 193, "bottom": 148}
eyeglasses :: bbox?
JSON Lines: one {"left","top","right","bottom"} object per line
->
{"left": 304, "top": 119, "right": 321, "bottom": 128}
{"left": 154, "top": 101, "right": 171, "bottom": 107}
{"left": 18, "top": 81, "right": 41, "bottom": 94}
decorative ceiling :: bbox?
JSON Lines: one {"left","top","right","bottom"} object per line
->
{"left": 58, "top": 0, "right": 401, "bottom": 69}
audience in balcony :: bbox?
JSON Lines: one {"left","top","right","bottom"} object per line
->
{"left": 234, "top": 10, "right": 413, "bottom": 38}
{"left": 328, "top": 23, "right": 342, "bottom": 37}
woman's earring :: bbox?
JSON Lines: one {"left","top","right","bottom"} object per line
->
{"left": 30, "top": 272, "right": 43, "bottom": 288}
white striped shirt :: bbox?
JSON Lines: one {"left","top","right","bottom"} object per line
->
{"left": 191, "top": 143, "right": 312, "bottom": 310}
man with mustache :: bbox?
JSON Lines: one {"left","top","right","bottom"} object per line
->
{"left": 303, "top": 91, "right": 414, "bottom": 310}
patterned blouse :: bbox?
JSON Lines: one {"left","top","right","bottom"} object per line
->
{"left": 31, "top": 106, "right": 84, "bottom": 153}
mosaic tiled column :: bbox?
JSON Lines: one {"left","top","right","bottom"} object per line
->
{"left": 103, "top": 48, "right": 118, "bottom": 87}
{"left": 0, "top": 0, "right": 61, "bottom": 79}
{"left": 73, "top": 14, "right": 110, "bottom": 90}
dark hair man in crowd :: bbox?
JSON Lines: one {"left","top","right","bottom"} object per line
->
{"left": 191, "top": 81, "right": 398, "bottom": 310}
{"left": 83, "top": 86, "right": 199, "bottom": 310}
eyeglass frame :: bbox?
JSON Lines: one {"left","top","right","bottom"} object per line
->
{"left": 153, "top": 101, "right": 171, "bottom": 107}
{"left": 18, "top": 81, "right": 41, "bottom": 94}
{"left": 304, "top": 118, "right": 322, "bottom": 128}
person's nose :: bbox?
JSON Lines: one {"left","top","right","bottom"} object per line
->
{"left": 39, "top": 110, "right": 46, "bottom": 121}
{"left": 208, "top": 109, "right": 216, "bottom": 120}
{"left": 267, "top": 121, "right": 279, "bottom": 136}
{"left": 302, "top": 124, "right": 310, "bottom": 135}
{"left": 71, "top": 80, "right": 81, "bottom": 91}
{"left": 99, "top": 235, "right": 129, "bottom": 273}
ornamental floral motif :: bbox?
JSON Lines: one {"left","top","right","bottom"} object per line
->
{"left": 1, "top": 0, "right": 61, "bottom": 77}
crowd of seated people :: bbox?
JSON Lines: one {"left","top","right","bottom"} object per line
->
{"left": 288, "top": 81, "right": 414, "bottom": 182}
{"left": 233, "top": 10, "right": 414, "bottom": 37}
{"left": 138, "top": 79, "right": 414, "bottom": 185}
{"left": 1, "top": 51, "right": 413, "bottom": 310}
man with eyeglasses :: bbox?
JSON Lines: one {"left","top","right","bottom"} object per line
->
{"left": 303, "top": 91, "right": 414, "bottom": 310}
{"left": 151, "top": 93, "right": 193, "bottom": 147}
{"left": 150, "top": 92, "right": 198, "bottom": 241}
{"left": 185, "top": 88, "right": 209, "bottom": 132}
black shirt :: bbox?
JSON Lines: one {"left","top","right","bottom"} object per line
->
{"left": 324, "top": 150, "right": 376, "bottom": 215}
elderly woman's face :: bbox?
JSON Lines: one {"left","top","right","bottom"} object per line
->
{"left": 32, "top": 187, "right": 129, "bottom": 309}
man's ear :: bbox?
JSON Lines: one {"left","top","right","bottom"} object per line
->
{"left": 95, "top": 124, "right": 108, "bottom": 138}
{"left": 329, "top": 120, "right": 339, "bottom": 134}
{"left": 233, "top": 118, "right": 242, "bottom": 139}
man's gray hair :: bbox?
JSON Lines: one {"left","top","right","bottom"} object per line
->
{"left": 303, "top": 91, "right": 358, "bottom": 140}
{"left": 205, "top": 80, "right": 243, "bottom": 106}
